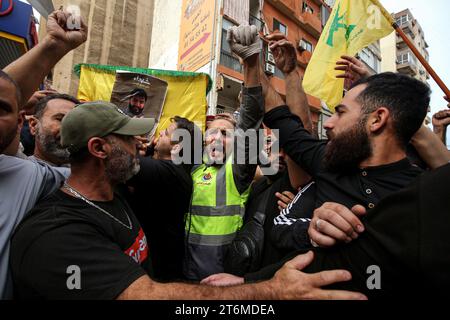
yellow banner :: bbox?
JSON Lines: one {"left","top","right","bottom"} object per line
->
{"left": 77, "top": 65, "right": 209, "bottom": 136}
{"left": 303, "top": 0, "right": 394, "bottom": 111}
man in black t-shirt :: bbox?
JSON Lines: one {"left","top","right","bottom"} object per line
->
{"left": 11, "top": 101, "right": 157, "bottom": 299}
{"left": 127, "top": 116, "right": 200, "bottom": 282}
{"left": 10, "top": 101, "right": 367, "bottom": 300}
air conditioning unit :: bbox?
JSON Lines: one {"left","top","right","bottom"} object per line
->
{"left": 267, "top": 52, "right": 275, "bottom": 64}
{"left": 265, "top": 63, "right": 275, "bottom": 75}
{"left": 299, "top": 40, "right": 309, "bottom": 52}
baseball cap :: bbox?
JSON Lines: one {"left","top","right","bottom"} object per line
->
{"left": 61, "top": 101, "right": 155, "bottom": 152}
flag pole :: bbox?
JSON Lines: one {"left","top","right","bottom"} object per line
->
{"left": 393, "top": 22, "right": 450, "bottom": 100}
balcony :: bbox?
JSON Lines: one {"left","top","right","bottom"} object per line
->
{"left": 399, "top": 21, "right": 415, "bottom": 39}
{"left": 299, "top": 11, "right": 322, "bottom": 38}
{"left": 266, "top": 0, "right": 322, "bottom": 38}
{"left": 397, "top": 59, "right": 418, "bottom": 76}
{"left": 396, "top": 34, "right": 413, "bottom": 49}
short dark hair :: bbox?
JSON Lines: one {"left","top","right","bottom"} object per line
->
{"left": 351, "top": 72, "right": 431, "bottom": 145}
{"left": 171, "top": 116, "right": 202, "bottom": 165}
{"left": 130, "top": 88, "right": 148, "bottom": 101}
{"left": 35, "top": 94, "right": 80, "bottom": 119}
{"left": 0, "top": 70, "right": 22, "bottom": 106}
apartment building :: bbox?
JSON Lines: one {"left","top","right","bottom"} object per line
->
{"left": 149, "top": 0, "right": 332, "bottom": 133}
{"left": 381, "top": 9, "right": 430, "bottom": 83}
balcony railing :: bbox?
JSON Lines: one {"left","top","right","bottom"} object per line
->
{"left": 397, "top": 58, "right": 418, "bottom": 76}
{"left": 220, "top": 51, "right": 243, "bottom": 73}
{"left": 400, "top": 21, "right": 415, "bottom": 39}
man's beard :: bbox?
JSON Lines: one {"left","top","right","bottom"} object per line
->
{"left": 323, "top": 119, "right": 373, "bottom": 173}
{"left": 0, "top": 124, "right": 18, "bottom": 154}
{"left": 36, "top": 126, "right": 70, "bottom": 164}
{"left": 128, "top": 104, "right": 143, "bottom": 116}
{"left": 105, "top": 145, "right": 140, "bottom": 184}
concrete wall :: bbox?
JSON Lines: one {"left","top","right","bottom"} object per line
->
{"left": 40, "top": 0, "right": 154, "bottom": 96}
{"left": 380, "top": 32, "right": 397, "bottom": 73}
{"left": 148, "top": 0, "right": 182, "bottom": 70}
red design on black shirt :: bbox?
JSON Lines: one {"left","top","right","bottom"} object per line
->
{"left": 125, "top": 228, "right": 148, "bottom": 264}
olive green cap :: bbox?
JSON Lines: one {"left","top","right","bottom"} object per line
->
{"left": 61, "top": 101, "right": 155, "bottom": 152}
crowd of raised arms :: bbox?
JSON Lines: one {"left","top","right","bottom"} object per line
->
{"left": 1, "top": 10, "right": 450, "bottom": 301}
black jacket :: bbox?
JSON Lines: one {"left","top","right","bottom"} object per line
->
{"left": 246, "top": 163, "right": 450, "bottom": 299}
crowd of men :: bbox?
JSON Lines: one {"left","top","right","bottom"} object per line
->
{"left": 1, "top": 10, "right": 450, "bottom": 300}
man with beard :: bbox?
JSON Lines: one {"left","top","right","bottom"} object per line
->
{"left": 261, "top": 36, "right": 429, "bottom": 243}
{"left": 263, "top": 71, "right": 428, "bottom": 242}
{"left": 0, "top": 9, "right": 88, "bottom": 299}
{"left": 124, "top": 88, "right": 147, "bottom": 118}
{"left": 28, "top": 94, "right": 80, "bottom": 166}
{"left": 10, "top": 101, "right": 367, "bottom": 301}
{"left": 10, "top": 101, "right": 156, "bottom": 299}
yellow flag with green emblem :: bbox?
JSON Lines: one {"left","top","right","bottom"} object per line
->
{"left": 303, "top": 0, "right": 394, "bottom": 111}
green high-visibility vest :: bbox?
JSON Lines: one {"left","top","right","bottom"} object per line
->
{"left": 186, "top": 157, "right": 251, "bottom": 246}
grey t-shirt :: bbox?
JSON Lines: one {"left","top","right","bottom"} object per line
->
{"left": 0, "top": 155, "right": 69, "bottom": 299}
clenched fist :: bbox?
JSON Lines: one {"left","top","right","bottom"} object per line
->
{"left": 227, "top": 24, "right": 261, "bottom": 61}
{"left": 45, "top": 9, "right": 88, "bottom": 52}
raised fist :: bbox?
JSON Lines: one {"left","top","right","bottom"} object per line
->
{"left": 45, "top": 9, "right": 88, "bottom": 52}
{"left": 226, "top": 24, "right": 261, "bottom": 61}
{"left": 433, "top": 110, "right": 450, "bottom": 130}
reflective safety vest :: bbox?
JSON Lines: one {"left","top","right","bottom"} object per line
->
{"left": 184, "top": 157, "right": 251, "bottom": 280}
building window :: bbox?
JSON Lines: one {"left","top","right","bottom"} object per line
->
{"left": 397, "top": 52, "right": 416, "bottom": 66}
{"left": 318, "top": 111, "right": 331, "bottom": 140}
{"left": 300, "top": 39, "right": 313, "bottom": 52}
{"left": 397, "top": 52, "right": 410, "bottom": 64}
{"left": 359, "top": 48, "right": 380, "bottom": 74}
{"left": 396, "top": 14, "right": 409, "bottom": 26}
{"left": 302, "top": 2, "right": 314, "bottom": 14}
{"left": 221, "top": 19, "right": 235, "bottom": 54}
{"left": 273, "top": 18, "right": 287, "bottom": 35}
{"left": 321, "top": 5, "right": 331, "bottom": 27}
{"left": 220, "top": 19, "right": 243, "bottom": 73}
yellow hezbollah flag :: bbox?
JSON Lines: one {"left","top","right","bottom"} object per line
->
{"left": 303, "top": 0, "right": 394, "bottom": 111}
{"left": 74, "top": 64, "right": 212, "bottom": 135}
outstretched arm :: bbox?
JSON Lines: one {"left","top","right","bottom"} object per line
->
{"left": 118, "top": 252, "right": 366, "bottom": 300}
{"left": 266, "top": 33, "right": 313, "bottom": 134}
{"left": 432, "top": 109, "right": 450, "bottom": 146}
{"left": 335, "top": 55, "right": 373, "bottom": 91}
{"left": 4, "top": 10, "right": 87, "bottom": 107}
{"left": 411, "top": 126, "right": 450, "bottom": 170}
{"left": 226, "top": 25, "right": 265, "bottom": 193}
